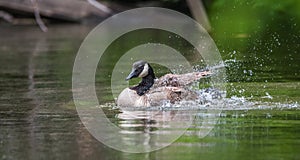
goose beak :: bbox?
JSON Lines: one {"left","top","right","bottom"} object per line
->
{"left": 125, "top": 70, "right": 135, "bottom": 81}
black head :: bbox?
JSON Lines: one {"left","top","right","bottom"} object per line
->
{"left": 126, "top": 60, "right": 156, "bottom": 96}
{"left": 126, "top": 60, "right": 154, "bottom": 80}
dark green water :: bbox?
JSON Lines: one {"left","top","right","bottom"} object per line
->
{"left": 0, "top": 24, "right": 299, "bottom": 160}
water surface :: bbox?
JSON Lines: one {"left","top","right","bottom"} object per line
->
{"left": 0, "top": 24, "right": 299, "bottom": 159}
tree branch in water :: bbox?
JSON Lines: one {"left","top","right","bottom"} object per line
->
{"left": 87, "top": 0, "right": 112, "bottom": 14}
{"left": 0, "top": 10, "right": 14, "bottom": 23}
{"left": 30, "top": 0, "right": 48, "bottom": 32}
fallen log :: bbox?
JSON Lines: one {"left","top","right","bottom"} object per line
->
{"left": 0, "top": 0, "right": 112, "bottom": 22}
{"left": 186, "top": 0, "right": 211, "bottom": 32}
{"left": 0, "top": 10, "right": 14, "bottom": 23}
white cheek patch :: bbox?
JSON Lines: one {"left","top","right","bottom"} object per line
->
{"left": 138, "top": 63, "right": 149, "bottom": 78}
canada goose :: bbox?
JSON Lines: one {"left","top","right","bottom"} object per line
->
{"left": 117, "top": 60, "right": 211, "bottom": 107}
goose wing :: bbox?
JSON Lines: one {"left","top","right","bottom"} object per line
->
{"left": 147, "top": 87, "right": 198, "bottom": 106}
{"left": 155, "top": 71, "right": 211, "bottom": 87}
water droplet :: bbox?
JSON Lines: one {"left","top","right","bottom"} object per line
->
{"left": 248, "top": 70, "right": 253, "bottom": 76}
{"left": 266, "top": 113, "right": 272, "bottom": 118}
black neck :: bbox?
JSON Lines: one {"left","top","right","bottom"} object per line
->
{"left": 130, "top": 65, "right": 155, "bottom": 96}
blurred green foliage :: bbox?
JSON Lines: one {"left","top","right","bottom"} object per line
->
{"left": 208, "top": 0, "right": 300, "bottom": 49}
{"left": 207, "top": 0, "right": 300, "bottom": 82}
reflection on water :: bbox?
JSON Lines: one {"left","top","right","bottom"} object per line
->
{"left": 0, "top": 24, "right": 299, "bottom": 159}
{"left": 117, "top": 106, "right": 221, "bottom": 137}
{"left": 117, "top": 109, "right": 193, "bottom": 151}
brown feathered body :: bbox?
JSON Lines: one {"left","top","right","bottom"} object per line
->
{"left": 117, "top": 71, "right": 210, "bottom": 107}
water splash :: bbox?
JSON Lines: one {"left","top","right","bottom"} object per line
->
{"left": 100, "top": 88, "right": 299, "bottom": 111}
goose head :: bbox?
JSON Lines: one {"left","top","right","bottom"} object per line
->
{"left": 125, "top": 60, "right": 155, "bottom": 96}
{"left": 126, "top": 60, "right": 155, "bottom": 80}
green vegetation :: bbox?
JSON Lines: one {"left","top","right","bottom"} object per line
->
{"left": 208, "top": 0, "right": 300, "bottom": 78}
